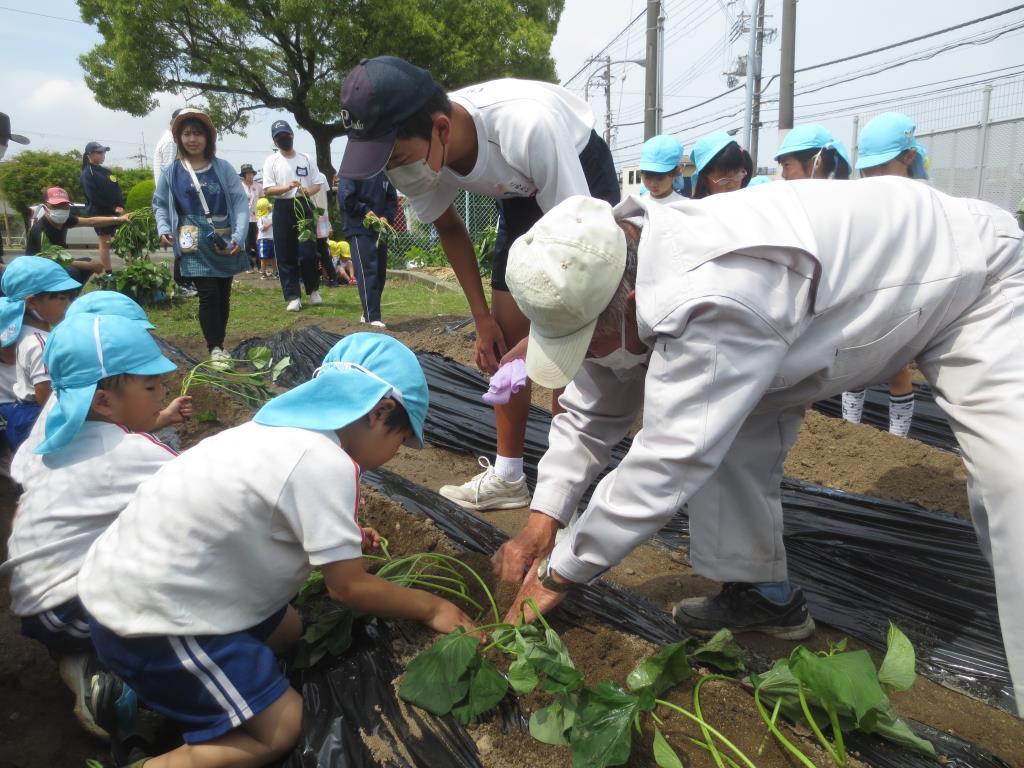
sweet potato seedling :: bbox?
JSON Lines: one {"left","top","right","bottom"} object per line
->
{"left": 179, "top": 345, "right": 290, "bottom": 408}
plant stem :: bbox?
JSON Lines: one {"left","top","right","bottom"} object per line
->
{"left": 757, "top": 698, "right": 782, "bottom": 755}
{"left": 827, "top": 704, "right": 846, "bottom": 766}
{"left": 753, "top": 687, "right": 817, "bottom": 768}
{"left": 693, "top": 674, "right": 732, "bottom": 768}
{"left": 521, "top": 597, "right": 552, "bottom": 632}
{"left": 686, "top": 737, "right": 744, "bottom": 768}
{"left": 655, "top": 699, "right": 757, "bottom": 768}
{"left": 797, "top": 684, "right": 841, "bottom": 767}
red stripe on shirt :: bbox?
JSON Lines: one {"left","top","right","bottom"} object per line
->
{"left": 32, "top": 332, "right": 49, "bottom": 375}
{"left": 116, "top": 424, "right": 179, "bottom": 456}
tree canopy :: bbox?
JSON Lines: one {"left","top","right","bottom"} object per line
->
{"left": 77, "top": 0, "right": 566, "bottom": 176}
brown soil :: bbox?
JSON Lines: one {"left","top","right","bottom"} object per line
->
{"left": 2, "top": 312, "right": 1021, "bottom": 768}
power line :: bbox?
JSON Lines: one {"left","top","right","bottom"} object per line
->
{"left": 561, "top": 7, "right": 647, "bottom": 87}
{"left": 0, "top": 4, "right": 87, "bottom": 23}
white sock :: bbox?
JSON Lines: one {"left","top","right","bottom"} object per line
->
{"left": 493, "top": 455, "right": 524, "bottom": 482}
{"left": 888, "top": 392, "right": 915, "bottom": 438}
{"left": 842, "top": 390, "right": 866, "bottom": 423}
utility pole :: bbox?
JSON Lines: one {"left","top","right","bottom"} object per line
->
{"left": 778, "top": 0, "right": 797, "bottom": 137}
{"left": 742, "top": 0, "right": 759, "bottom": 152}
{"left": 604, "top": 57, "right": 614, "bottom": 146}
{"left": 644, "top": 0, "right": 662, "bottom": 140}
{"left": 749, "top": 0, "right": 766, "bottom": 166}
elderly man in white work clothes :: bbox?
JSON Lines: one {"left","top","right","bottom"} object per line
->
{"left": 490, "top": 179, "right": 1024, "bottom": 713}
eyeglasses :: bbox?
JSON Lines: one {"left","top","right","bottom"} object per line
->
{"left": 709, "top": 169, "right": 748, "bottom": 187}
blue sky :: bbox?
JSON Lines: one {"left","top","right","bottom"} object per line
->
{"left": 1, "top": 0, "right": 1021, "bottom": 173}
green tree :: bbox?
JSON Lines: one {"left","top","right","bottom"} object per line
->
{"left": 0, "top": 150, "right": 84, "bottom": 229}
{"left": 77, "top": 0, "right": 565, "bottom": 178}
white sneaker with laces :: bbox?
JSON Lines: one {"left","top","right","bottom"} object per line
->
{"left": 286, "top": 298, "right": 302, "bottom": 312}
{"left": 438, "top": 457, "right": 531, "bottom": 511}
{"left": 209, "top": 347, "right": 231, "bottom": 371}
{"left": 369, "top": 320, "right": 387, "bottom": 329}
{"left": 309, "top": 290, "right": 323, "bottom": 305}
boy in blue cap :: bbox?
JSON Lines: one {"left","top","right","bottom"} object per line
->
{"left": 638, "top": 134, "right": 685, "bottom": 205}
{"left": 0, "top": 255, "right": 80, "bottom": 450}
{"left": 774, "top": 124, "right": 851, "bottom": 180}
{"left": 78, "top": 332, "right": 476, "bottom": 768}
{"left": 855, "top": 111, "right": 928, "bottom": 180}
{"left": 2, "top": 313, "right": 180, "bottom": 741}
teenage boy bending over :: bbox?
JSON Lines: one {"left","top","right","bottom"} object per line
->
{"left": 338, "top": 56, "right": 620, "bottom": 511}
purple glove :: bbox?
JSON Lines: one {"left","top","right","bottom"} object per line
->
{"left": 482, "top": 358, "right": 528, "bottom": 406}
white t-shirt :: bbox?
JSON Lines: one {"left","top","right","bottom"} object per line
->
{"left": 403, "top": 79, "right": 596, "bottom": 224}
{"left": 645, "top": 191, "right": 686, "bottom": 205}
{"left": 79, "top": 422, "right": 364, "bottom": 636}
{"left": 11, "top": 394, "right": 54, "bottom": 478}
{"left": 0, "top": 358, "right": 17, "bottom": 402}
{"left": 2, "top": 421, "right": 177, "bottom": 616}
{"left": 261, "top": 151, "right": 321, "bottom": 200}
{"left": 257, "top": 213, "right": 274, "bottom": 241}
{"left": 153, "top": 129, "right": 177, "bottom": 184}
{"left": 13, "top": 325, "right": 49, "bottom": 402}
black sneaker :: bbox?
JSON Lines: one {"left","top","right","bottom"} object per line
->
{"left": 672, "top": 583, "right": 816, "bottom": 640}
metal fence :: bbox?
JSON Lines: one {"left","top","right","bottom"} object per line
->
{"left": 391, "top": 190, "right": 500, "bottom": 267}
{"left": 854, "top": 77, "right": 1024, "bottom": 212}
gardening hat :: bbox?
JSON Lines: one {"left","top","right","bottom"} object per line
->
{"left": 0, "top": 256, "right": 81, "bottom": 347}
{"left": 855, "top": 112, "right": 928, "bottom": 178}
{"left": 254, "top": 332, "right": 429, "bottom": 448}
{"left": 0, "top": 112, "right": 29, "bottom": 144}
{"left": 691, "top": 130, "right": 738, "bottom": 175}
{"left": 45, "top": 187, "right": 72, "bottom": 206}
{"left": 172, "top": 109, "right": 217, "bottom": 154}
{"left": 506, "top": 196, "right": 626, "bottom": 390}
{"left": 774, "top": 124, "right": 852, "bottom": 170}
{"left": 239, "top": 163, "right": 256, "bottom": 177}
{"left": 84, "top": 141, "right": 110, "bottom": 154}
{"left": 36, "top": 314, "right": 176, "bottom": 455}
{"left": 639, "top": 134, "right": 684, "bottom": 174}
{"left": 338, "top": 56, "right": 437, "bottom": 179}
{"left": 64, "top": 291, "right": 154, "bottom": 329}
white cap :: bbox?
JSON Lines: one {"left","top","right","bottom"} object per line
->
{"left": 506, "top": 196, "right": 626, "bottom": 389}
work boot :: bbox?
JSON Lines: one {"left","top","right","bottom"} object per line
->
{"left": 439, "top": 457, "right": 531, "bottom": 511}
{"left": 672, "top": 582, "right": 816, "bottom": 640}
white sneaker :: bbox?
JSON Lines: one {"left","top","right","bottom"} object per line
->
{"left": 309, "top": 290, "right": 323, "bottom": 305}
{"left": 209, "top": 347, "right": 231, "bottom": 371}
{"left": 370, "top": 320, "right": 387, "bottom": 329}
{"left": 286, "top": 298, "right": 302, "bottom": 312}
{"left": 359, "top": 314, "right": 366, "bottom": 323}
{"left": 58, "top": 654, "right": 110, "bottom": 742}
{"left": 438, "top": 457, "right": 531, "bottom": 511}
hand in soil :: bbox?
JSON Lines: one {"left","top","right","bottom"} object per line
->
{"left": 426, "top": 598, "right": 480, "bottom": 638}
{"left": 492, "top": 512, "right": 559, "bottom": 582}
{"left": 501, "top": 563, "right": 569, "bottom": 625}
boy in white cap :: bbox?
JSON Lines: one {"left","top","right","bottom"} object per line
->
{"left": 0, "top": 256, "right": 80, "bottom": 450}
{"left": 490, "top": 182, "right": 1024, "bottom": 714}
{"left": 1, "top": 313, "right": 181, "bottom": 741}
{"left": 78, "top": 332, "right": 476, "bottom": 768}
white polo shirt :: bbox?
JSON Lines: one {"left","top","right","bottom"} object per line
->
{"left": 79, "top": 421, "right": 364, "bottom": 636}
{"left": 261, "top": 151, "right": 320, "bottom": 200}
{"left": 13, "top": 325, "right": 49, "bottom": 402}
{"left": 402, "top": 79, "right": 596, "bottom": 224}
{"left": 2, "top": 421, "right": 177, "bottom": 616}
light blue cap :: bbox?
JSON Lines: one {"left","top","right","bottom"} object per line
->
{"left": 64, "top": 291, "right": 154, "bottom": 329}
{"left": 691, "top": 130, "right": 737, "bottom": 174}
{"left": 747, "top": 175, "right": 771, "bottom": 186}
{"left": 254, "top": 332, "right": 429, "bottom": 448}
{"left": 855, "top": 112, "right": 928, "bottom": 178}
{"left": 774, "top": 124, "right": 852, "bottom": 172}
{"left": 37, "top": 314, "right": 177, "bottom": 454}
{"left": 639, "top": 134, "right": 684, "bottom": 173}
{"left": 0, "top": 256, "right": 81, "bottom": 347}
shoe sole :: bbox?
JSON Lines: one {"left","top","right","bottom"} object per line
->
{"left": 438, "top": 493, "right": 531, "bottom": 512}
{"left": 672, "top": 607, "right": 816, "bottom": 641}
{"left": 71, "top": 676, "right": 111, "bottom": 743}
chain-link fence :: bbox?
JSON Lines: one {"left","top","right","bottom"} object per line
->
{"left": 390, "top": 190, "right": 500, "bottom": 268}
{"left": 854, "top": 77, "right": 1024, "bottom": 212}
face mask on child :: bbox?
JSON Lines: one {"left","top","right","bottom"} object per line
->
{"left": 46, "top": 207, "right": 70, "bottom": 225}
{"left": 275, "top": 135, "right": 294, "bottom": 151}
{"left": 386, "top": 130, "right": 446, "bottom": 198}
{"left": 589, "top": 317, "right": 649, "bottom": 370}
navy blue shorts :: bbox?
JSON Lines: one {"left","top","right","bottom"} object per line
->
{"left": 89, "top": 607, "right": 289, "bottom": 744}
{"left": 21, "top": 597, "right": 94, "bottom": 656}
{"left": 0, "top": 400, "right": 42, "bottom": 452}
{"left": 258, "top": 239, "right": 275, "bottom": 261}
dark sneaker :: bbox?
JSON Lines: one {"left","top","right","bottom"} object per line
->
{"left": 58, "top": 654, "right": 109, "bottom": 741}
{"left": 672, "top": 582, "right": 816, "bottom": 640}
{"left": 91, "top": 670, "right": 138, "bottom": 739}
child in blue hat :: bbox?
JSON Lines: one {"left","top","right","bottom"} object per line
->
{"left": 855, "top": 112, "right": 928, "bottom": 180}
{"left": 0, "top": 256, "right": 80, "bottom": 450}
{"left": 774, "top": 124, "right": 851, "bottom": 180}
{"left": 78, "top": 332, "right": 474, "bottom": 768}
{"left": 2, "top": 313, "right": 180, "bottom": 741}
{"left": 690, "top": 130, "right": 753, "bottom": 199}
{"left": 638, "top": 134, "right": 685, "bottom": 205}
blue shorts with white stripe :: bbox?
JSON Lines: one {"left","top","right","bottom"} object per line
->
{"left": 21, "top": 596, "right": 94, "bottom": 656}
{"left": 88, "top": 606, "right": 289, "bottom": 743}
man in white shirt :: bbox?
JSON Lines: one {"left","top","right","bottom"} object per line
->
{"left": 338, "top": 56, "right": 620, "bottom": 512}
{"left": 490, "top": 183, "right": 1024, "bottom": 713}
{"left": 152, "top": 108, "right": 181, "bottom": 184}
{"left": 261, "top": 120, "right": 323, "bottom": 312}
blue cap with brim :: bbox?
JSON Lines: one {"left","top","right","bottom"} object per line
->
{"left": 855, "top": 112, "right": 928, "bottom": 178}
{"left": 0, "top": 256, "right": 81, "bottom": 347}
{"left": 639, "top": 134, "right": 684, "bottom": 173}
{"left": 64, "top": 291, "right": 154, "bottom": 329}
{"left": 775, "top": 124, "right": 852, "bottom": 173}
{"left": 254, "top": 332, "right": 429, "bottom": 448}
{"left": 747, "top": 175, "right": 771, "bottom": 186}
{"left": 691, "top": 130, "right": 738, "bottom": 175}
{"left": 36, "top": 314, "right": 177, "bottom": 455}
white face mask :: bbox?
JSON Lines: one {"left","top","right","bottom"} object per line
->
{"left": 46, "top": 207, "right": 70, "bottom": 225}
{"left": 589, "top": 317, "right": 649, "bottom": 371}
{"left": 385, "top": 131, "right": 446, "bottom": 198}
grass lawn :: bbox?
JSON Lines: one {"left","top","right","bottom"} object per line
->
{"left": 146, "top": 275, "right": 474, "bottom": 340}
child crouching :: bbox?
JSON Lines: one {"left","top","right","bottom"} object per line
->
{"left": 1, "top": 314, "right": 182, "bottom": 740}
{"left": 78, "top": 332, "right": 475, "bottom": 768}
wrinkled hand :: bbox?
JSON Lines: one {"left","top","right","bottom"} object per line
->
{"left": 426, "top": 598, "right": 479, "bottom": 638}
{"left": 499, "top": 337, "right": 528, "bottom": 366}
{"left": 360, "top": 526, "right": 381, "bottom": 551}
{"left": 502, "top": 562, "right": 570, "bottom": 625}
{"left": 159, "top": 396, "right": 193, "bottom": 426}
{"left": 491, "top": 514, "right": 559, "bottom": 583}
{"left": 474, "top": 315, "right": 508, "bottom": 375}
{"left": 160, "top": 234, "right": 174, "bottom": 246}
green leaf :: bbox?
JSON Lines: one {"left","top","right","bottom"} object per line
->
{"left": 399, "top": 629, "right": 479, "bottom": 715}
{"left": 451, "top": 656, "right": 508, "bottom": 725}
{"left": 512, "top": 625, "right": 583, "bottom": 693}
{"left": 271, "top": 355, "right": 292, "bottom": 383}
{"left": 866, "top": 703, "right": 936, "bottom": 757}
{"left": 878, "top": 624, "right": 916, "bottom": 693}
{"left": 247, "top": 345, "right": 272, "bottom": 369}
{"left": 626, "top": 641, "right": 692, "bottom": 697}
{"left": 789, "top": 647, "right": 886, "bottom": 727}
{"left": 570, "top": 681, "right": 641, "bottom": 768}
{"left": 529, "top": 693, "right": 578, "bottom": 746}
{"left": 652, "top": 727, "right": 684, "bottom": 768}
{"left": 687, "top": 629, "right": 746, "bottom": 673}
{"left": 196, "top": 409, "right": 218, "bottom": 423}
{"left": 508, "top": 656, "right": 539, "bottom": 694}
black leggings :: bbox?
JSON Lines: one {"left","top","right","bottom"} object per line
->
{"left": 193, "top": 276, "right": 232, "bottom": 351}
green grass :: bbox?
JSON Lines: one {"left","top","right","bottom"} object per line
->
{"left": 145, "top": 275, "right": 473, "bottom": 340}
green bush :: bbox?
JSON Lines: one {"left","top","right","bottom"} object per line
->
{"left": 124, "top": 178, "right": 155, "bottom": 211}
{"left": 94, "top": 258, "right": 173, "bottom": 306}
{"left": 0, "top": 150, "right": 83, "bottom": 227}
{"left": 113, "top": 167, "right": 153, "bottom": 206}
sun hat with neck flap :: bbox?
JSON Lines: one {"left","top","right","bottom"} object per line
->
{"left": 0, "top": 256, "right": 81, "bottom": 347}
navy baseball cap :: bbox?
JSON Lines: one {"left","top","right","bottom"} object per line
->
{"left": 271, "top": 120, "right": 293, "bottom": 137}
{"left": 85, "top": 141, "right": 110, "bottom": 154}
{"left": 338, "top": 56, "right": 436, "bottom": 179}
{"left": 0, "top": 113, "right": 29, "bottom": 144}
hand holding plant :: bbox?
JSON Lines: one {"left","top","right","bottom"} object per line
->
{"left": 155, "top": 395, "right": 193, "bottom": 428}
